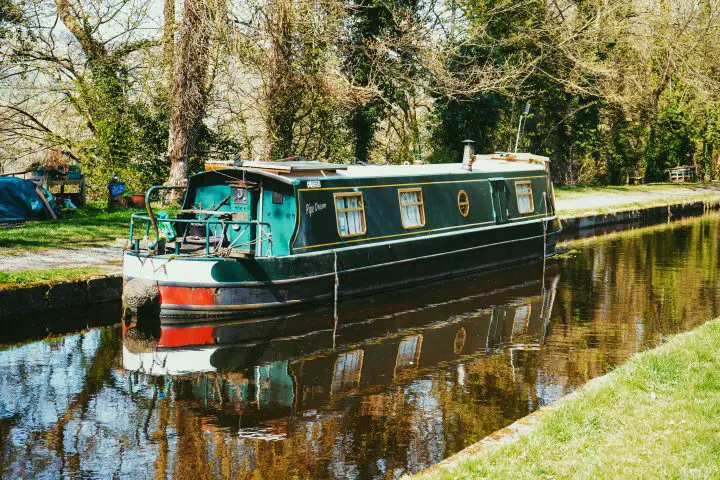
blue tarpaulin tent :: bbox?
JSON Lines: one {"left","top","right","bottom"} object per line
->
{"left": 0, "top": 177, "right": 58, "bottom": 222}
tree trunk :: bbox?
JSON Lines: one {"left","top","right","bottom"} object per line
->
{"left": 166, "top": 0, "right": 213, "bottom": 190}
{"left": 162, "top": 0, "right": 175, "bottom": 93}
{"left": 350, "top": 104, "right": 377, "bottom": 163}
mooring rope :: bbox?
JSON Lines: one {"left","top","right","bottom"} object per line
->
{"left": 542, "top": 191, "right": 548, "bottom": 293}
{"left": 333, "top": 250, "right": 339, "bottom": 349}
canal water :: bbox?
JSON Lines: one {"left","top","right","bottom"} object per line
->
{"left": 2, "top": 213, "right": 720, "bottom": 479}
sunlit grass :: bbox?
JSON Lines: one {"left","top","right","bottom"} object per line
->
{"left": 417, "top": 319, "right": 720, "bottom": 480}
{"left": 0, "top": 204, "right": 141, "bottom": 252}
{"left": 0, "top": 267, "right": 107, "bottom": 288}
{"left": 554, "top": 182, "right": 716, "bottom": 198}
{"left": 554, "top": 182, "right": 720, "bottom": 217}
{"left": 558, "top": 193, "right": 720, "bottom": 218}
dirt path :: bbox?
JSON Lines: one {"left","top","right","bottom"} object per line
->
{"left": 555, "top": 183, "right": 720, "bottom": 214}
{"left": 1, "top": 244, "right": 124, "bottom": 273}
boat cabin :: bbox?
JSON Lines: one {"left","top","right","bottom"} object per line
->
{"left": 129, "top": 152, "right": 555, "bottom": 259}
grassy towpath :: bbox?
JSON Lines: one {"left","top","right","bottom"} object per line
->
{"left": 0, "top": 206, "right": 137, "bottom": 252}
{"left": 0, "top": 206, "right": 141, "bottom": 287}
{"left": 555, "top": 182, "right": 720, "bottom": 217}
{"left": 416, "top": 318, "right": 720, "bottom": 480}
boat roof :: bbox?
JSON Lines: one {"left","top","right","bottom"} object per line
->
{"left": 201, "top": 152, "right": 548, "bottom": 184}
{"left": 238, "top": 160, "right": 348, "bottom": 172}
{"left": 338, "top": 155, "right": 547, "bottom": 178}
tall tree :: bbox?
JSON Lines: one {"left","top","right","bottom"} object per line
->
{"left": 166, "top": 0, "right": 215, "bottom": 188}
{"left": 162, "top": 0, "right": 175, "bottom": 93}
{"left": 1, "top": 0, "right": 159, "bottom": 188}
{"left": 257, "top": 0, "right": 347, "bottom": 160}
{"left": 342, "top": 0, "right": 405, "bottom": 163}
{"left": 0, "top": 0, "right": 24, "bottom": 36}
{"left": 264, "top": 0, "right": 295, "bottom": 159}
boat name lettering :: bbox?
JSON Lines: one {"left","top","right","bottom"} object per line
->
{"left": 306, "top": 202, "right": 327, "bottom": 216}
{"left": 307, "top": 180, "right": 322, "bottom": 188}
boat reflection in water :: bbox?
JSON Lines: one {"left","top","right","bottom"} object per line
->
{"left": 123, "top": 265, "right": 559, "bottom": 445}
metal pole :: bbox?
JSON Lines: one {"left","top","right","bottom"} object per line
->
{"left": 205, "top": 223, "right": 210, "bottom": 255}
{"left": 514, "top": 118, "right": 523, "bottom": 153}
{"left": 514, "top": 102, "right": 531, "bottom": 153}
{"left": 257, "top": 181, "right": 264, "bottom": 257}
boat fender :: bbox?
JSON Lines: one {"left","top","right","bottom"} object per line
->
{"left": 122, "top": 278, "right": 159, "bottom": 310}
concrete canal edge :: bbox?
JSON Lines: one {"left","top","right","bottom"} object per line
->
{"left": 559, "top": 197, "right": 720, "bottom": 233}
{"left": 0, "top": 275, "right": 122, "bottom": 317}
{"left": 2, "top": 197, "right": 720, "bottom": 318}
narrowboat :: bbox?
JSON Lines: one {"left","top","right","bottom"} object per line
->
{"left": 122, "top": 142, "right": 561, "bottom": 321}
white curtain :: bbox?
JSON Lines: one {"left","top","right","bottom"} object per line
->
{"left": 335, "top": 197, "right": 348, "bottom": 235}
{"left": 336, "top": 195, "right": 363, "bottom": 236}
{"left": 400, "top": 191, "right": 422, "bottom": 227}
{"left": 516, "top": 184, "right": 533, "bottom": 213}
{"left": 346, "top": 196, "right": 362, "bottom": 233}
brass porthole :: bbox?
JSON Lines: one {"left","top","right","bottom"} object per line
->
{"left": 457, "top": 190, "right": 470, "bottom": 217}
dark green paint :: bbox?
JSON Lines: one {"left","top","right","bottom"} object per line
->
{"left": 291, "top": 171, "right": 551, "bottom": 252}
{"left": 172, "top": 166, "right": 553, "bottom": 259}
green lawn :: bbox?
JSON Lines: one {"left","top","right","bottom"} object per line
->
{"left": 554, "top": 182, "right": 720, "bottom": 217}
{"left": 417, "top": 319, "right": 720, "bottom": 479}
{"left": 0, "top": 267, "right": 107, "bottom": 289}
{"left": 553, "top": 182, "right": 712, "bottom": 198}
{"left": 558, "top": 193, "right": 720, "bottom": 218}
{"left": 0, "top": 205, "right": 141, "bottom": 253}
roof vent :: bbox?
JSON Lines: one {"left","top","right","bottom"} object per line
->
{"left": 462, "top": 140, "right": 475, "bottom": 171}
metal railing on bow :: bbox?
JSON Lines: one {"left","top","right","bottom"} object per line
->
{"left": 129, "top": 185, "right": 272, "bottom": 257}
{"left": 129, "top": 213, "right": 273, "bottom": 257}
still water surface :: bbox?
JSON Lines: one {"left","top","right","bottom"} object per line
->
{"left": 2, "top": 213, "right": 720, "bottom": 479}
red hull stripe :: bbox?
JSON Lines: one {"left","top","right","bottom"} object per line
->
{"left": 157, "top": 325, "right": 215, "bottom": 348}
{"left": 158, "top": 285, "right": 216, "bottom": 306}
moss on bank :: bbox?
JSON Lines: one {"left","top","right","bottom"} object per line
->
{"left": 0, "top": 267, "right": 107, "bottom": 289}
{"left": 417, "top": 319, "right": 720, "bottom": 479}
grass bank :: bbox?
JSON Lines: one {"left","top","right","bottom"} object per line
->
{"left": 0, "top": 205, "right": 142, "bottom": 254}
{"left": 555, "top": 182, "right": 720, "bottom": 217}
{"left": 0, "top": 267, "right": 107, "bottom": 289}
{"left": 416, "top": 319, "right": 720, "bottom": 479}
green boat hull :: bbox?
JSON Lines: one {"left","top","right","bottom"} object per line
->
{"left": 125, "top": 216, "right": 560, "bottom": 322}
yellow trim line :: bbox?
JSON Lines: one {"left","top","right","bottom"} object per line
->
{"left": 295, "top": 220, "right": 495, "bottom": 250}
{"left": 292, "top": 175, "right": 548, "bottom": 246}
{"left": 290, "top": 175, "right": 547, "bottom": 245}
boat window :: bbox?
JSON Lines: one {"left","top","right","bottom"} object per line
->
{"left": 512, "top": 304, "right": 531, "bottom": 335}
{"left": 457, "top": 190, "right": 470, "bottom": 217}
{"left": 515, "top": 181, "right": 534, "bottom": 214}
{"left": 331, "top": 349, "right": 364, "bottom": 393}
{"left": 395, "top": 335, "right": 423, "bottom": 375}
{"left": 272, "top": 191, "right": 284, "bottom": 204}
{"left": 334, "top": 192, "right": 366, "bottom": 237}
{"left": 398, "top": 188, "right": 425, "bottom": 229}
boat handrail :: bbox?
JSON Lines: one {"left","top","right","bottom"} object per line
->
{"left": 144, "top": 185, "right": 187, "bottom": 244}
{"left": 129, "top": 212, "right": 273, "bottom": 257}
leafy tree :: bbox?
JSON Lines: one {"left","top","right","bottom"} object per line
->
{"left": 342, "top": 0, "right": 418, "bottom": 163}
